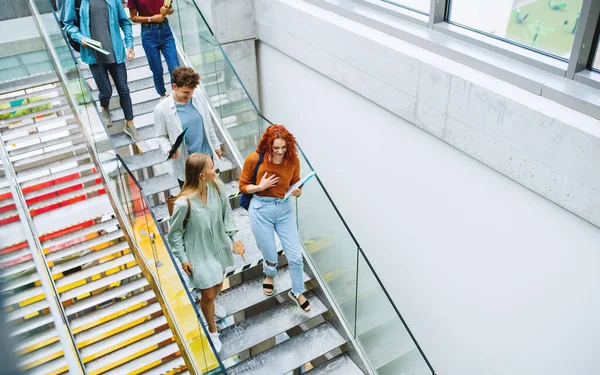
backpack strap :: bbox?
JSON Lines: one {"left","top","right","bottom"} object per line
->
{"left": 183, "top": 198, "right": 191, "bottom": 230}
{"left": 252, "top": 153, "right": 265, "bottom": 185}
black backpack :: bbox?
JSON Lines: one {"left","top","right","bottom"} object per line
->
{"left": 60, "top": 0, "right": 82, "bottom": 52}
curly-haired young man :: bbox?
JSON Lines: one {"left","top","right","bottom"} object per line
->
{"left": 154, "top": 67, "right": 222, "bottom": 187}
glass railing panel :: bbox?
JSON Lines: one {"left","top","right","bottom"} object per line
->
{"left": 118, "top": 158, "right": 226, "bottom": 374}
{"left": 171, "top": 0, "right": 262, "bottom": 157}
{"left": 295, "top": 160, "right": 358, "bottom": 336}
{"left": 356, "top": 251, "right": 430, "bottom": 374}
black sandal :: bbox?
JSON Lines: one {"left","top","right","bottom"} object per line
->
{"left": 288, "top": 290, "right": 310, "bottom": 312}
{"left": 263, "top": 277, "right": 274, "bottom": 296}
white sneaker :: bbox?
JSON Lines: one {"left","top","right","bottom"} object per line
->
{"left": 214, "top": 303, "right": 227, "bottom": 319}
{"left": 100, "top": 107, "right": 112, "bottom": 124}
{"left": 124, "top": 124, "right": 143, "bottom": 142}
{"left": 208, "top": 331, "right": 222, "bottom": 353}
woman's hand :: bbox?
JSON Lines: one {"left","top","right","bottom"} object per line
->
{"left": 258, "top": 172, "right": 279, "bottom": 191}
{"left": 233, "top": 240, "right": 246, "bottom": 261}
{"left": 291, "top": 187, "right": 303, "bottom": 197}
{"left": 182, "top": 262, "right": 193, "bottom": 275}
{"left": 126, "top": 48, "right": 135, "bottom": 61}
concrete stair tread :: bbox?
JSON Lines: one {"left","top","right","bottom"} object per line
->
{"left": 19, "top": 162, "right": 96, "bottom": 189}
{"left": 24, "top": 173, "right": 100, "bottom": 201}
{"left": 139, "top": 173, "right": 178, "bottom": 197}
{"left": 75, "top": 301, "right": 162, "bottom": 345}
{"left": 28, "top": 183, "right": 104, "bottom": 211}
{"left": 41, "top": 216, "right": 118, "bottom": 253}
{"left": 0, "top": 73, "right": 58, "bottom": 98}
{"left": 101, "top": 341, "right": 180, "bottom": 375}
{"left": 0, "top": 245, "right": 30, "bottom": 267}
{"left": 16, "top": 152, "right": 91, "bottom": 183}
{"left": 51, "top": 241, "right": 129, "bottom": 275}
{"left": 55, "top": 252, "right": 135, "bottom": 287}
{"left": 12, "top": 144, "right": 87, "bottom": 169}
{"left": 0, "top": 104, "right": 70, "bottom": 126}
{"left": 305, "top": 354, "right": 365, "bottom": 375}
{"left": 91, "top": 75, "right": 169, "bottom": 100}
{"left": 106, "top": 86, "right": 165, "bottom": 111}
{"left": 0, "top": 114, "right": 75, "bottom": 138}
{"left": 360, "top": 318, "right": 417, "bottom": 370}
{"left": 59, "top": 264, "right": 140, "bottom": 302}
{"left": 3, "top": 284, "right": 43, "bottom": 307}
{"left": 85, "top": 329, "right": 174, "bottom": 373}
{"left": 150, "top": 203, "right": 168, "bottom": 222}
{"left": 0, "top": 96, "right": 65, "bottom": 117}
{"left": 32, "top": 195, "right": 112, "bottom": 238}
{"left": 15, "top": 327, "right": 59, "bottom": 353}
{"left": 219, "top": 292, "right": 328, "bottom": 359}
{"left": 24, "top": 355, "right": 67, "bottom": 375}
{"left": 0, "top": 259, "right": 35, "bottom": 279}
{"left": 227, "top": 322, "right": 347, "bottom": 375}
{"left": 67, "top": 279, "right": 151, "bottom": 323}
{"left": 9, "top": 313, "right": 54, "bottom": 337}
{"left": 0, "top": 269, "right": 38, "bottom": 292}
{"left": 215, "top": 266, "right": 312, "bottom": 318}
{"left": 111, "top": 124, "right": 154, "bottom": 148}
{"left": 376, "top": 348, "right": 430, "bottom": 375}
{"left": 5, "top": 299, "right": 50, "bottom": 322}
{"left": 117, "top": 149, "right": 165, "bottom": 173}
{"left": 111, "top": 96, "right": 161, "bottom": 123}
{"left": 18, "top": 341, "right": 62, "bottom": 367}
{"left": 5, "top": 122, "right": 79, "bottom": 145}
{"left": 0, "top": 85, "right": 62, "bottom": 109}
{"left": 9, "top": 133, "right": 84, "bottom": 157}
{"left": 80, "top": 315, "right": 167, "bottom": 360}
{"left": 139, "top": 356, "right": 185, "bottom": 375}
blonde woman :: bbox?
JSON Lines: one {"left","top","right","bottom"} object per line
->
{"left": 168, "top": 153, "right": 245, "bottom": 353}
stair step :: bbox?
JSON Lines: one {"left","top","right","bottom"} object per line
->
{"left": 25, "top": 355, "right": 67, "bottom": 375}
{"left": 150, "top": 203, "right": 168, "bottom": 223}
{"left": 220, "top": 292, "right": 328, "bottom": 359}
{"left": 56, "top": 253, "right": 135, "bottom": 290}
{"left": 112, "top": 97, "right": 160, "bottom": 123}
{"left": 0, "top": 85, "right": 62, "bottom": 108}
{"left": 3, "top": 284, "right": 43, "bottom": 307}
{"left": 25, "top": 173, "right": 100, "bottom": 201}
{"left": 102, "top": 341, "right": 180, "bottom": 375}
{"left": 111, "top": 124, "right": 154, "bottom": 149}
{"left": 107, "top": 86, "right": 164, "bottom": 111}
{"left": 227, "top": 323, "right": 347, "bottom": 375}
{"left": 377, "top": 348, "right": 429, "bottom": 375}
{"left": 117, "top": 149, "right": 165, "bottom": 173}
{"left": 33, "top": 195, "right": 112, "bottom": 238}
{"left": 216, "top": 266, "right": 312, "bottom": 318}
{"left": 80, "top": 315, "right": 167, "bottom": 360}
{"left": 1, "top": 114, "right": 75, "bottom": 138}
{"left": 9, "top": 314, "right": 54, "bottom": 337}
{"left": 85, "top": 329, "right": 174, "bottom": 373}
{"left": 41, "top": 216, "right": 117, "bottom": 252}
{"left": 1, "top": 270, "right": 38, "bottom": 292}
{"left": 28, "top": 183, "right": 103, "bottom": 211}
{"left": 306, "top": 354, "right": 364, "bottom": 375}
{"left": 13, "top": 144, "right": 87, "bottom": 170}
{"left": 0, "top": 259, "right": 35, "bottom": 279}
{"left": 5, "top": 299, "right": 49, "bottom": 322}
{"left": 139, "top": 356, "right": 185, "bottom": 375}
{"left": 51, "top": 241, "right": 129, "bottom": 275}
{"left": 5, "top": 123, "right": 79, "bottom": 145}
{"left": 66, "top": 278, "right": 150, "bottom": 320}
{"left": 18, "top": 341, "right": 63, "bottom": 368}
{"left": 139, "top": 173, "right": 178, "bottom": 197}
{"left": 9, "top": 133, "right": 84, "bottom": 158}
{"left": 91, "top": 74, "right": 169, "bottom": 101}
{"left": 0, "top": 221, "right": 26, "bottom": 252}
{"left": 46, "top": 229, "right": 124, "bottom": 263}
{"left": 0, "top": 245, "right": 31, "bottom": 266}
{"left": 0, "top": 96, "right": 65, "bottom": 117}
{"left": 59, "top": 265, "right": 141, "bottom": 302}
{"left": 360, "top": 318, "right": 416, "bottom": 370}
{"left": 16, "top": 153, "right": 91, "bottom": 183}
{"left": 15, "top": 327, "right": 59, "bottom": 353}
{"left": 75, "top": 301, "right": 162, "bottom": 346}
{"left": 19, "top": 161, "right": 95, "bottom": 189}
{"left": 0, "top": 104, "right": 70, "bottom": 127}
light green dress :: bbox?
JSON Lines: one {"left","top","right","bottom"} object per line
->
{"left": 168, "top": 181, "right": 238, "bottom": 289}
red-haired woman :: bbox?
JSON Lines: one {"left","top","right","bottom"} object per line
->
{"left": 239, "top": 125, "right": 310, "bottom": 312}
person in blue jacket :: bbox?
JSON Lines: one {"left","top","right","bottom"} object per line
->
{"left": 64, "top": 0, "right": 143, "bottom": 142}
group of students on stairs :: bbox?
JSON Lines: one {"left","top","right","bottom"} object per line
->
{"left": 57, "top": 0, "right": 313, "bottom": 356}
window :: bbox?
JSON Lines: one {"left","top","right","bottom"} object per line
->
{"left": 448, "top": 0, "right": 583, "bottom": 59}
{"left": 593, "top": 39, "right": 600, "bottom": 71}
{"left": 384, "top": 0, "right": 430, "bottom": 15}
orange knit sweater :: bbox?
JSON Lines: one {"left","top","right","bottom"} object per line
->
{"left": 239, "top": 152, "right": 301, "bottom": 198}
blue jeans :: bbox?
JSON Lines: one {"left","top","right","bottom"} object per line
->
{"left": 141, "top": 21, "right": 180, "bottom": 96}
{"left": 249, "top": 196, "right": 305, "bottom": 296}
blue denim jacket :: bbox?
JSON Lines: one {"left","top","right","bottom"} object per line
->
{"left": 64, "top": 0, "right": 133, "bottom": 65}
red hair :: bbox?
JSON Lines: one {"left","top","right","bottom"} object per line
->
{"left": 256, "top": 124, "right": 298, "bottom": 162}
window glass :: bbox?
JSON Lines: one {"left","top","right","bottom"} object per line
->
{"left": 384, "top": 0, "right": 430, "bottom": 14}
{"left": 593, "top": 42, "right": 600, "bottom": 70}
{"left": 449, "top": 0, "right": 583, "bottom": 59}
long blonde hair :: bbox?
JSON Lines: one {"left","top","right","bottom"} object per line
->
{"left": 176, "top": 153, "right": 220, "bottom": 200}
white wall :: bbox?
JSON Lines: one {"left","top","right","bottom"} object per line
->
{"left": 257, "top": 41, "right": 600, "bottom": 375}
